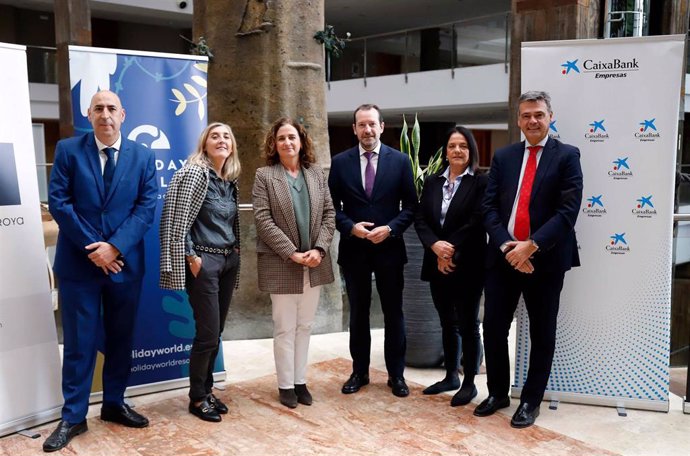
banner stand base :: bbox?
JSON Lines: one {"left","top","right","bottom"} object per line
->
{"left": 0, "top": 407, "right": 61, "bottom": 439}
{"left": 511, "top": 387, "right": 669, "bottom": 413}
{"left": 684, "top": 397, "right": 690, "bottom": 414}
{"left": 88, "top": 371, "right": 227, "bottom": 404}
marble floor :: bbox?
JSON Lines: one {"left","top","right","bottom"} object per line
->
{"left": 2, "top": 329, "right": 689, "bottom": 455}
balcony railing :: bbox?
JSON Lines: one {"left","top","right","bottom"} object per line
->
{"left": 327, "top": 12, "right": 510, "bottom": 87}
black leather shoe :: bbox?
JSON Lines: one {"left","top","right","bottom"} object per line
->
{"left": 423, "top": 377, "right": 460, "bottom": 395}
{"left": 294, "top": 384, "right": 313, "bottom": 406}
{"left": 387, "top": 377, "right": 410, "bottom": 397}
{"left": 450, "top": 384, "right": 478, "bottom": 407}
{"left": 279, "top": 388, "right": 298, "bottom": 408}
{"left": 473, "top": 395, "right": 510, "bottom": 417}
{"left": 208, "top": 394, "right": 228, "bottom": 414}
{"left": 511, "top": 402, "right": 540, "bottom": 428}
{"left": 341, "top": 373, "right": 370, "bottom": 394}
{"left": 189, "top": 399, "right": 222, "bottom": 422}
{"left": 43, "top": 420, "right": 87, "bottom": 452}
{"left": 100, "top": 403, "right": 149, "bottom": 428}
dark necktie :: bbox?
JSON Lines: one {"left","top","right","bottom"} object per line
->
{"left": 364, "top": 151, "right": 375, "bottom": 198}
{"left": 514, "top": 145, "right": 541, "bottom": 241}
{"left": 103, "top": 147, "right": 116, "bottom": 195}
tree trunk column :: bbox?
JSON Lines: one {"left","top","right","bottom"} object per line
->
{"left": 508, "top": 0, "right": 601, "bottom": 142}
{"left": 54, "top": 0, "right": 91, "bottom": 139}
{"left": 194, "top": 0, "right": 343, "bottom": 339}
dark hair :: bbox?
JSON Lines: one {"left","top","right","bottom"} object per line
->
{"left": 263, "top": 117, "right": 316, "bottom": 168}
{"left": 443, "top": 125, "right": 479, "bottom": 173}
{"left": 352, "top": 104, "right": 383, "bottom": 124}
{"left": 518, "top": 90, "right": 552, "bottom": 114}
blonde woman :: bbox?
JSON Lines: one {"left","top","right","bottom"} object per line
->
{"left": 160, "top": 122, "right": 241, "bottom": 422}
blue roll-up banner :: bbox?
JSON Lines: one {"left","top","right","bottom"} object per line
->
{"left": 68, "top": 46, "right": 220, "bottom": 396}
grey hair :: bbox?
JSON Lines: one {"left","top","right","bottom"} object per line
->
{"left": 518, "top": 91, "right": 552, "bottom": 114}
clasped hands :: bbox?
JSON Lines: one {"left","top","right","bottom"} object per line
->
{"left": 504, "top": 240, "right": 538, "bottom": 274}
{"left": 432, "top": 240, "right": 456, "bottom": 275}
{"left": 85, "top": 241, "right": 123, "bottom": 275}
{"left": 290, "top": 249, "right": 323, "bottom": 268}
{"left": 351, "top": 221, "right": 391, "bottom": 244}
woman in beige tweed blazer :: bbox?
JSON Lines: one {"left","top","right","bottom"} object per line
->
{"left": 252, "top": 118, "right": 335, "bottom": 409}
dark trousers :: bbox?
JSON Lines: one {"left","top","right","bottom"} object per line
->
{"left": 483, "top": 261, "right": 565, "bottom": 406}
{"left": 59, "top": 276, "right": 143, "bottom": 424}
{"left": 342, "top": 260, "right": 406, "bottom": 378}
{"left": 429, "top": 274, "right": 482, "bottom": 379}
{"left": 185, "top": 250, "right": 239, "bottom": 401}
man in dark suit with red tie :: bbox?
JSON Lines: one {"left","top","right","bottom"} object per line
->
{"left": 475, "top": 91, "right": 583, "bottom": 428}
{"left": 328, "top": 104, "right": 417, "bottom": 398}
{"left": 44, "top": 90, "right": 157, "bottom": 452}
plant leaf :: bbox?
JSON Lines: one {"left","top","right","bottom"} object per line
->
{"left": 191, "top": 75, "right": 207, "bottom": 88}
{"left": 175, "top": 99, "right": 187, "bottom": 116}
{"left": 194, "top": 63, "right": 208, "bottom": 73}
{"left": 197, "top": 98, "right": 205, "bottom": 120}
{"left": 171, "top": 88, "right": 185, "bottom": 102}
{"left": 184, "top": 83, "right": 201, "bottom": 99}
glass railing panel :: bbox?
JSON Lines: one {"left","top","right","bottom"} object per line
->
{"left": 26, "top": 46, "right": 57, "bottom": 84}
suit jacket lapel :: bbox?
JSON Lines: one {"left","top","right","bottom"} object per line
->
{"left": 430, "top": 175, "right": 444, "bottom": 231}
{"left": 349, "top": 147, "right": 367, "bottom": 199}
{"left": 270, "top": 165, "right": 300, "bottom": 245}
{"left": 304, "top": 166, "right": 320, "bottom": 243}
{"left": 531, "top": 138, "right": 556, "bottom": 198}
{"left": 507, "top": 142, "right": 526, "bottom": 201}
{"left": 105, "top": 139, "right": 132, "bottom": 205}
{"left": 371, "top": 145, "right": 390, "bottom": 199}
{"left": 445, "top": 173, "right": 474, "bottom": 225}
{"left": 86, "top": 134, "right": 106, "bottom": 201}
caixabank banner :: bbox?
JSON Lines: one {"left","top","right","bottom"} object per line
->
{"left": 518, "top": 35, "right": 684, "bottom": 412}
{"left": 0, "top": 42, "right": 63, "bottom": 437}
{"left": 68, "top": 46, "right": 220, "bottom": 396}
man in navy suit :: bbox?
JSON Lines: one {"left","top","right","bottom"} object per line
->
{"left": 328, "top": 104, "right": 417, "bottom": 397}
{"left": 475, "top": 91, "right": 583, "bottom": 428}
{"left": 44, "top": 90, "right": 157, "bottom": 452}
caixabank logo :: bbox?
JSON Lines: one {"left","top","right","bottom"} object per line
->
{"left": 634, "top": 118, "right": 660, "bottom": 142}
{"left": 632, "top": 194, "right": 657, "bottom": 218}
{"left": 0, "top": 143, "right": 22, "bottom": 206}
{"left": 585, "top": 119, "right": 609, "bottom": 142}
{"left": 548, "top": 120, "right": 561, "bottom": 140}
{"left": 560, "top": 56, "right": 639, "bottom": 80}
{"left": 582, "top": 194, "right": 607, "bottom": 217}
{"left": 606, "top": 232, "right": 630, "bottom": 255}
{"left": 609, "top": 157, "right": 633, "bottom": 180}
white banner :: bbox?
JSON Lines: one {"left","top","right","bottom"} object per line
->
{"left": 0, "top": 42, "right": 62, "bottom": 436}
{"left": 517, "top": 35, "right": 685, "bottom": 412}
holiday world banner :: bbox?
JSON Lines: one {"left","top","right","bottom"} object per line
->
{"left": 69, "top": 46, "right": 221, "bottom": 394}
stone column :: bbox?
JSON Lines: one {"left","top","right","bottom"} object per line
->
{"left": 508, "top": 0, "right": 602, "bottom": 141}
{"left": 54, "top": 0, "right": 91, "bottom": 139}
{"left": 194, "top": 0, "right": 343, "bottom": 339}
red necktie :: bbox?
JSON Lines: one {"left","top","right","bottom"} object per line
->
{"left": 514, "top": 146, "right": 541, "bottom": 241}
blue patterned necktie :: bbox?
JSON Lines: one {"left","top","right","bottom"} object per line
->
{"left": 103, "top": 147, "right": 116, "bottom": 194}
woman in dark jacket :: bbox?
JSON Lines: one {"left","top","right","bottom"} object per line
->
{"left": 414, "top": 126, "right": 487, "bottom": 406}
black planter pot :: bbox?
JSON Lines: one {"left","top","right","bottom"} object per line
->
{"left": 402, "top": 229, "right": 444, "bottom": 367}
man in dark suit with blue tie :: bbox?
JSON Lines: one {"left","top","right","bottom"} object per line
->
{"left": 475, "top": 91, "right": 583, "bottom": 428}
{"left": 328, "top": 104, "right": 417, "bottom": 397}
{"left": 44, "top": 90, "right": 157, "bottom": 452}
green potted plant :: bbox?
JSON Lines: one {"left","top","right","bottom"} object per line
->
{"left": 399, "top": 114, "right": 445, "bottom": 367}
{"left": 399, "top": 114, "right": 444, "bottom": 197}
